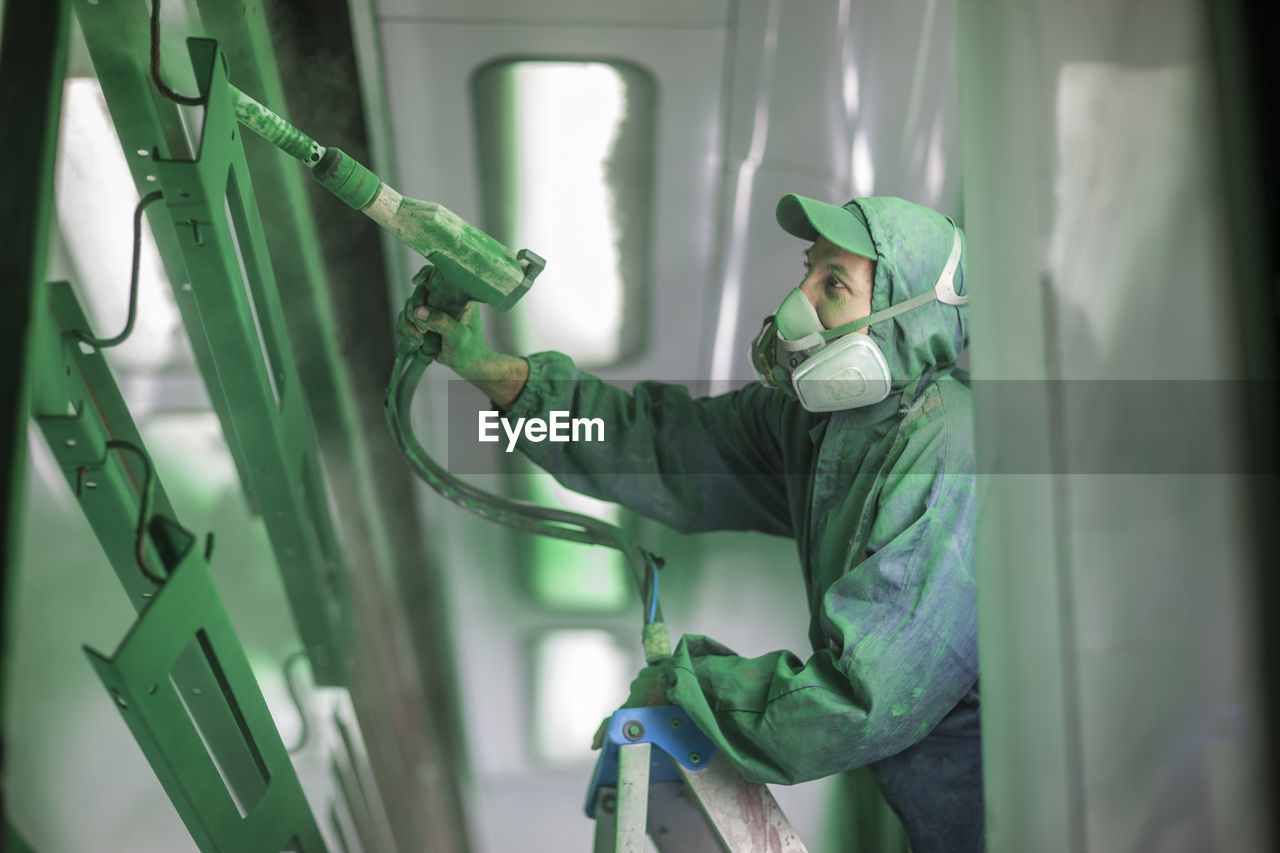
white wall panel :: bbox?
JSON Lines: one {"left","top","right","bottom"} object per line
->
{"left": 959, "top": 0, "right": 1273, "bottom": 849}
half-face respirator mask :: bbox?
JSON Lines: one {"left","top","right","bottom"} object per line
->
{"left": 751, "top": 218, "right": 967, "bottom": 412}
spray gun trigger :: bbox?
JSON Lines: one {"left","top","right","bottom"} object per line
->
{"left": 495, "top": 248, "right": 547, "bottom": 313}
{"left": 411, "top": 264, "right": 437, "bottom": 287}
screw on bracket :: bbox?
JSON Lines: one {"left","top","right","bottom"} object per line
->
{"left": 624, "top": 721, "right": 645, "bottom": 741}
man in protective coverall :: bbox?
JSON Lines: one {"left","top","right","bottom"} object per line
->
{"left": 398, "top": 194, "right": 982, "bottom": 851}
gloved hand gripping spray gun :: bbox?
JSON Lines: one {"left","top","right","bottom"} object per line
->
{"left": 228, "top": 88, "right": 670, "bottom": 665}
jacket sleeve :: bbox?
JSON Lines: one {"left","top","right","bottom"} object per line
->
{"left": 504, "top": 351, "right": 798, "bottom": 536}
{"left": 659, "top": 421, "right": 979, "bottom": 784}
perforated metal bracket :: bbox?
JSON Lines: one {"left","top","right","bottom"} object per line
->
{"left": 85, "top": 516, "right": 326, "bottom": 852}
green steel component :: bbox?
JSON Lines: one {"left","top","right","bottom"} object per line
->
{"left": 32, "top": 281, "right": 289, "bottom": 806}
{"left": 32, "top": 283, "right": 176, "bottom": 604}
{"left": 79, "top": 5, "right": 472, "bottom": 848}
{"left": 148, "top": 38, "right": 350, "bottom": 686}
{"left": 85, "top": 515, "right": 326, "bottom": 853}
{"left": 71, "top": 0, "right": 262, "bottom": 528}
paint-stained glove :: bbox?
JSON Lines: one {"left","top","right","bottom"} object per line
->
{"left": 395, "top": 269, "right": 496, "bottom": 378}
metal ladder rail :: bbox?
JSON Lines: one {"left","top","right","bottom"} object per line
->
{"left": 587, "top": 705, "right": 809, "bottom": 852}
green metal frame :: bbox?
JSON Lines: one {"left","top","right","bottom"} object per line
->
{"left": 57, "top": 2, "right": 471, "bottom": 847}
{"left": 70, "top": 0, "right": 252, "bottom": 514}
{"left": 85, "top": 515, "right": 325, "bottom": 852}
{"left": 31, "top": 281, "right": 307, "bottom": 813}
{"left": 148, "top": 37, "right": 351, "bottom": 685}
{"left": 70, "top": 1, "right": 351, "bottom": 686}
{"left": 31, "top": 284, "right": 178, "bottom": 599}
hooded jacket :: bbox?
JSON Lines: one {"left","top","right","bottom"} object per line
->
{"left": 503, "top": 197, "right": 981, "bottom": 849}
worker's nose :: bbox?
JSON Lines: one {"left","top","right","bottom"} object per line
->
{"left": 798, "top": 278, "right": 821, "bottom": 310}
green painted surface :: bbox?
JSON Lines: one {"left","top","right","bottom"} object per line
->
{"left": 86, "top": 516, "right": 325, "bottom": 852}
{"left": 30, "top": 281, "right": 294, "bottom": 812}
{"left": 149, "top": 38, "right": 351, "bottom": 686}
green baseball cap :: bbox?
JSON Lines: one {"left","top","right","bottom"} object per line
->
{"left": 775, "top": 194, "right": 877, "bottom": 259}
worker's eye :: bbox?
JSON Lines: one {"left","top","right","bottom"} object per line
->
{"left": 826, "top": 276, "right": 847, "bottom": 292}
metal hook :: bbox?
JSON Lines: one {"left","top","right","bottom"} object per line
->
{"left": 148, "top": 0, "right": 203, "bottom": 106}
{"left": 72, "top": 191, "right": 165, "bottom": 350}
{"left": 84, "top": 440, "right": 166, "bottom": 586}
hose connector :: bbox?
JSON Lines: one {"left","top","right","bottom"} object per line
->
{"left": 313, "top": 147, "right": 381, "bottom": 210}
{"left": 642, "top": 622, "right": 671, "bottom": 664}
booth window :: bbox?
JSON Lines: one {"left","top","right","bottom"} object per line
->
{"left": 472, "top": 59, "right": 655, "bottom": 367}
{"left": 523, "top": 472, "right": 630, "bottom": 612}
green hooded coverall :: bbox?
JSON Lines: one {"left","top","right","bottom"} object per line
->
{"left": 504, "top": 197, "right": 981, "bottom": 850}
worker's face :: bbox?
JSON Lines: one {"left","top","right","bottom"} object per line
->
{"left": 799, "top": 237, "right": 875, "bottom": 331}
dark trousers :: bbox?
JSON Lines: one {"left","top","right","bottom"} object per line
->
{"left": 869, "top": 688, "right": 985, "bottom": 852}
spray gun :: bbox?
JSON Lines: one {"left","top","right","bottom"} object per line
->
{"left": 228, "top": 86, "right": 544, "bottom": 360}
{"left": 227, "top": 86, "right": 669, "bottom": 662}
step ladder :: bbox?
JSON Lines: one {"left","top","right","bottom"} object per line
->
{"left": 586, "top": 705, "right": 808, "bottom": 852}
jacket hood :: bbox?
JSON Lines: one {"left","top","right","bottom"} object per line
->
{"left": 852, "top": 197, "right": 969, "bottom": 387}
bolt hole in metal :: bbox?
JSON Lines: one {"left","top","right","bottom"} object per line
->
{"left": 137, "top": 148, "right": 149, "bottom": 157}
{"left": 64, "top": 439, "right": 76, "bottom": 448}
{"left": 145, "top": 175, "right": 156, "bottom": 182}
{"left": 178, "top": 188, "right": 190, "bottom": 197}
{"left": 83, "top": 481, "right": 98, "bottom": 490}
